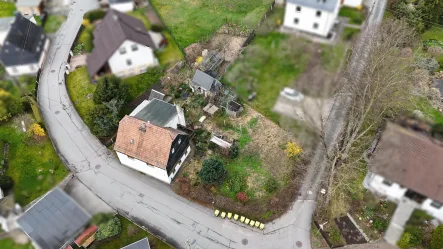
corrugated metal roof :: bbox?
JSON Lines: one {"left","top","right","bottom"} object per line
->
{"left": 17, "top": 188, "right": 91, "bottom": 249}
{"left": 287, "top": 0, "right": 339, "bottom": 12}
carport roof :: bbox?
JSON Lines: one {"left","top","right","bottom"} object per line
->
{"left": 17, "top": 188, "right": 91, "bottom": 249}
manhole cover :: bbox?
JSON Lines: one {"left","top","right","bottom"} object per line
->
{"left": 242, "top": 239, "right": 248, "bottom": 245}
{"left": 51, "top": 70, "right": 55, "bottom": 73}
{"left": 296, "top": 241, "right": 302, "bottom": 248}
{"left": 55, "top": 111, "right": 60, "bottom": 114}
{"left": 95, "top": 164, "right": 101, "bottom": 169}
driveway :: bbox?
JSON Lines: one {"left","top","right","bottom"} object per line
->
{"left": 37, "top": 0, "right": 314, "bottom": 248}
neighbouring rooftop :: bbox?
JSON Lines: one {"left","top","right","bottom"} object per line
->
{"left": 17, "top": 188, "right": 91, "bottom": 249}
{"left": 286, "top": 0, "right": 339, "bottom": 12}
{"left": 121, "top": 238, "right": 151, "bottom": 249}
{"left": 131, "top": 99, "right": 180, "bottom": 127}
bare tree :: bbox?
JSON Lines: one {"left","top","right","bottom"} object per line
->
{"left": 323, "top": 18, "right": 420, "bottom": 215}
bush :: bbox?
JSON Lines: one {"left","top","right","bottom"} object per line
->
{"left": 229, "top": 144, "right": 239, "bottom": 159}
{"left": 405, "top": 226, "right": 423, "bottom": 247}
{"left": 84, "top": 9, "right": 105, "bottom": 22}
{"left": 398, "top": 232, "right": 412, "bottom": 249}
{"left": 417, "top": 58, "right": 439, "bottom": 72}
{"left": 372, "top": 216, "right": 388, "bottom": 232}
{"left": 87, "top": 99, "right": 124, "bottom": 137}
{"left": 93, "top": 76, "right": 127, "bottom": 104}
{"left": 431, "top": 225, "right": 443, "bottom": 249}
{"left": 91, "top": 213, "right": 115, "bottom": 225}
{"left": 151, "top": 24, "right": 164, "bottom": 32}
{"left": 0, "top": 175, "right": 13, "bottom": 190}
{"left": 95, "top": 217, "right": 122, "bottom": 241}
{"left": 198, "top": 158, "right": 226, "bottom": 184}
{"left": 226, "top": 173, "right": 246, "bottom": 193}
{"left": 236, "top": 192, "right": 248, "bottom": 203}
{"left": 264, "top": 177, "right": 278, "bottom": 193}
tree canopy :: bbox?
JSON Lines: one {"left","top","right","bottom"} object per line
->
{"left": 199, "top": 158, "right": 226, "bottom": 184}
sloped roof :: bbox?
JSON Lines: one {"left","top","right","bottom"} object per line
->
{"left": 114, "top": 116, "right": 186, "bottom": 169}
{"left": 192, "top": 69, "right": 221, "bottom": 91}
{"left": 0, "top": 13, "right": 46, "bottom": 66}
{"left": 87, "top": 9, "right": 155, "bottom": 76}
{"left": 133, "top": 99, "right": 178, "bottom": 127}
{"left": 147, "top": 89, "right": 165, "bottom": 101}
{"left": 17, "top": 188, "right": 91, "bottom": 249}
{"left": 372, "top": 122, "right": 443, "bottom": 203}
{"left": 287, "top": 0, "right": 339, "bottom": 12}
{"left": 121, "top": 238, "right": 151, "bottom": 249}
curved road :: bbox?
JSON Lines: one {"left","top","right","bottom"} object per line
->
{"left": 37, "top": 0, "right": 386, "bottom": 248}
{"left": 37, "top": 1, "right": 314, "bottom": 248}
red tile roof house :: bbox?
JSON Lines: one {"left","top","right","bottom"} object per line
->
{"left": 87, "top": 9, "right": 165, "bottom": 79}
{"left": 114, "top": 98, "right": 191, "bottom": 184}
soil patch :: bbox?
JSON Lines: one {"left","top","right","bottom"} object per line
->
{"left": 335, "top": 215, "right": 367, "bottom": 244}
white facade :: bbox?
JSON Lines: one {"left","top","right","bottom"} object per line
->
{"left": 110, "top": 2, "right": 135, "bottom": 13}
{"left": 283, "top": 2, "right": 340, "bottom": 37}
{"left": 366, "top": 173, "right": 443, "bottom": 221}
{"left": 342, "top": 0, "right": 363, "bottom": 8}
{"left": 108, "top": 40, "right": 158, "bottom": 78}
{"left": 117, "top": 146, "right": 191, "bottom": 184}
{"left": 5, "top": 38, "right": 50, "bottom": 76}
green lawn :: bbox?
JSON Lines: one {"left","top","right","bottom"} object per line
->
{"left": 414, "top": 97, "right": 443, "bottom": 125}
{"left": 223, "top": 32, "right": 310, "bottom": 122}
{"left": 339, "top": 7, "right": 365, "bottom": 25}
{"left": 151, "top": 0, "right": 274, "bottom": 48}
{"left": 90, "top": 215, "right": 172, "bottom": 249}
{"left": 128, "top": 8, "right": 151, "bottom": 30}
{"left": 66, "top": 67, "right": 96, "bottom": 120}
{"left": 156, "top": 32, "right": 185, "bottom": 67}
{"left": 321, "top": 42, "right": 346, "bottom": 72}
{"left": 0, "top": 239, "right": 33, "bottom": 249}
{"left": 422, "top": 26, "right": 443, "bottom": 41}
{"left": 0, "top": 2, "right": 16, "bottom": 17}
{"left": 0, "top": 125, "right": 69, "bottom": 205}
{"left": 343, "top": 27, "right": 360, "bottom": 41}
{"left": 123, "top": 67, "right": 164, "bottom": 102}
{"left": 43, "top": 15, "right": 66, "bottom": 33}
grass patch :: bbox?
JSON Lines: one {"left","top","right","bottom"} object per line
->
{"left": 321, "top": 42, "right": 346, "bottom": 72}
{"left": 90, "top": 215, "right": 172, "bottom": 249}
{"left": 414, "top": 97, "right": 443, "bottom": 125}
{"left": 151, "top": 0, "right": 274, "bottom": 48}
{"left": 128, "top": 8, "right": 151, "bottom": 30}
{"left": 0, "top": 125, "right": 69, "bottom": 205}
{"left": 422, "top": 26, "right": 443, "bottom": 41}
{"left": 156, "top": 32, "right": 185, "bottom": 68}
{"left": 224, "top": 32, "right": 310, "bottom": 122}
{"left": 0, "top": 239, "right": 33, "bottom": 249}
{"left": 343, "top": 27, "right": 360, "bottom": 41}
{"left": 123, "top": 67, "right": 164, "bottom": 102}
{"left": 66, "top": 67, "right": 96, "bottom": 120}
{"left": 0, "top": 2, "right": 16, "bottom": 18}
{"left": 339, "top": 7, "right": 365, "bottom": 25}
{"left": 43, "top": 15, "right": 67, "bottom": 33}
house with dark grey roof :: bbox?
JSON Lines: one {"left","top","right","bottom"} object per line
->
{"left": 114, "top": 98, "right": 190, "bottom": 184}
{"left": 365, "top": 121, "right": 443, "bottom": 225}
{"left": 87, "top": 9, "right": 164, "bottom": 79}
{"left": 0, "top": 13, "right": 49, "bottom": 76}
{"left": 121, "top": 238, "right": 151, "bottom": 249}
{"left": 17, "top": 188, "right": 91, "bottom": 249}
{"left": 190, "top": 69, "right": 222, "bottom": 97}
{"left": 283, "top": 0, "right": 341, "bottom": 37}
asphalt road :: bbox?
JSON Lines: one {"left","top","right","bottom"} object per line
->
{"left": 36, "top": 0, "right": 386, "bottom": 248}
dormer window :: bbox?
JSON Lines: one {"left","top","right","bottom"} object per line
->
{"left": 171, "top": 148, "right": 175, "bottom": 154}
{"left": 178, "top": 139, "right": 181, "bottom": 144}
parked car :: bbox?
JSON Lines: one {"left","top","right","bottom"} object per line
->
{"left": 280, "top": 88, "right": 304, "bottom": 102}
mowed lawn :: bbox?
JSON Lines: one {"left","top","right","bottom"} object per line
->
{"left": 0, "top": 125, "right": 68, "bottom": 205}
{"left": 223, "top": 32, "right": 310, "bottom": 122}
{"left": 0, "top": 2, "right": 16, "bottom": 17}
{"left": 89, "top": 215, "right": 173, "bottom": 249}
{"left": 0, "top": 239, "right": 33, "bottom": 249}
{"left": 151, "top": 0, "right": 274, "bottom": 48}
{"left": 66, "top": 67, "right": 96, "bottom": 120}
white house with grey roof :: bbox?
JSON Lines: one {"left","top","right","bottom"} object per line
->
{"left": 0, "top": 13, "right": 49, "bottom": 76}
{"left": 283, "top": 0, "right": 341, "bottom": 37}
{"left": 17, "top": 188, "right": 91, "bottom": 249}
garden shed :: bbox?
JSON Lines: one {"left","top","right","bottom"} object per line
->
{"left": 226, "top": 100, "right": 243, "bottom": 118}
